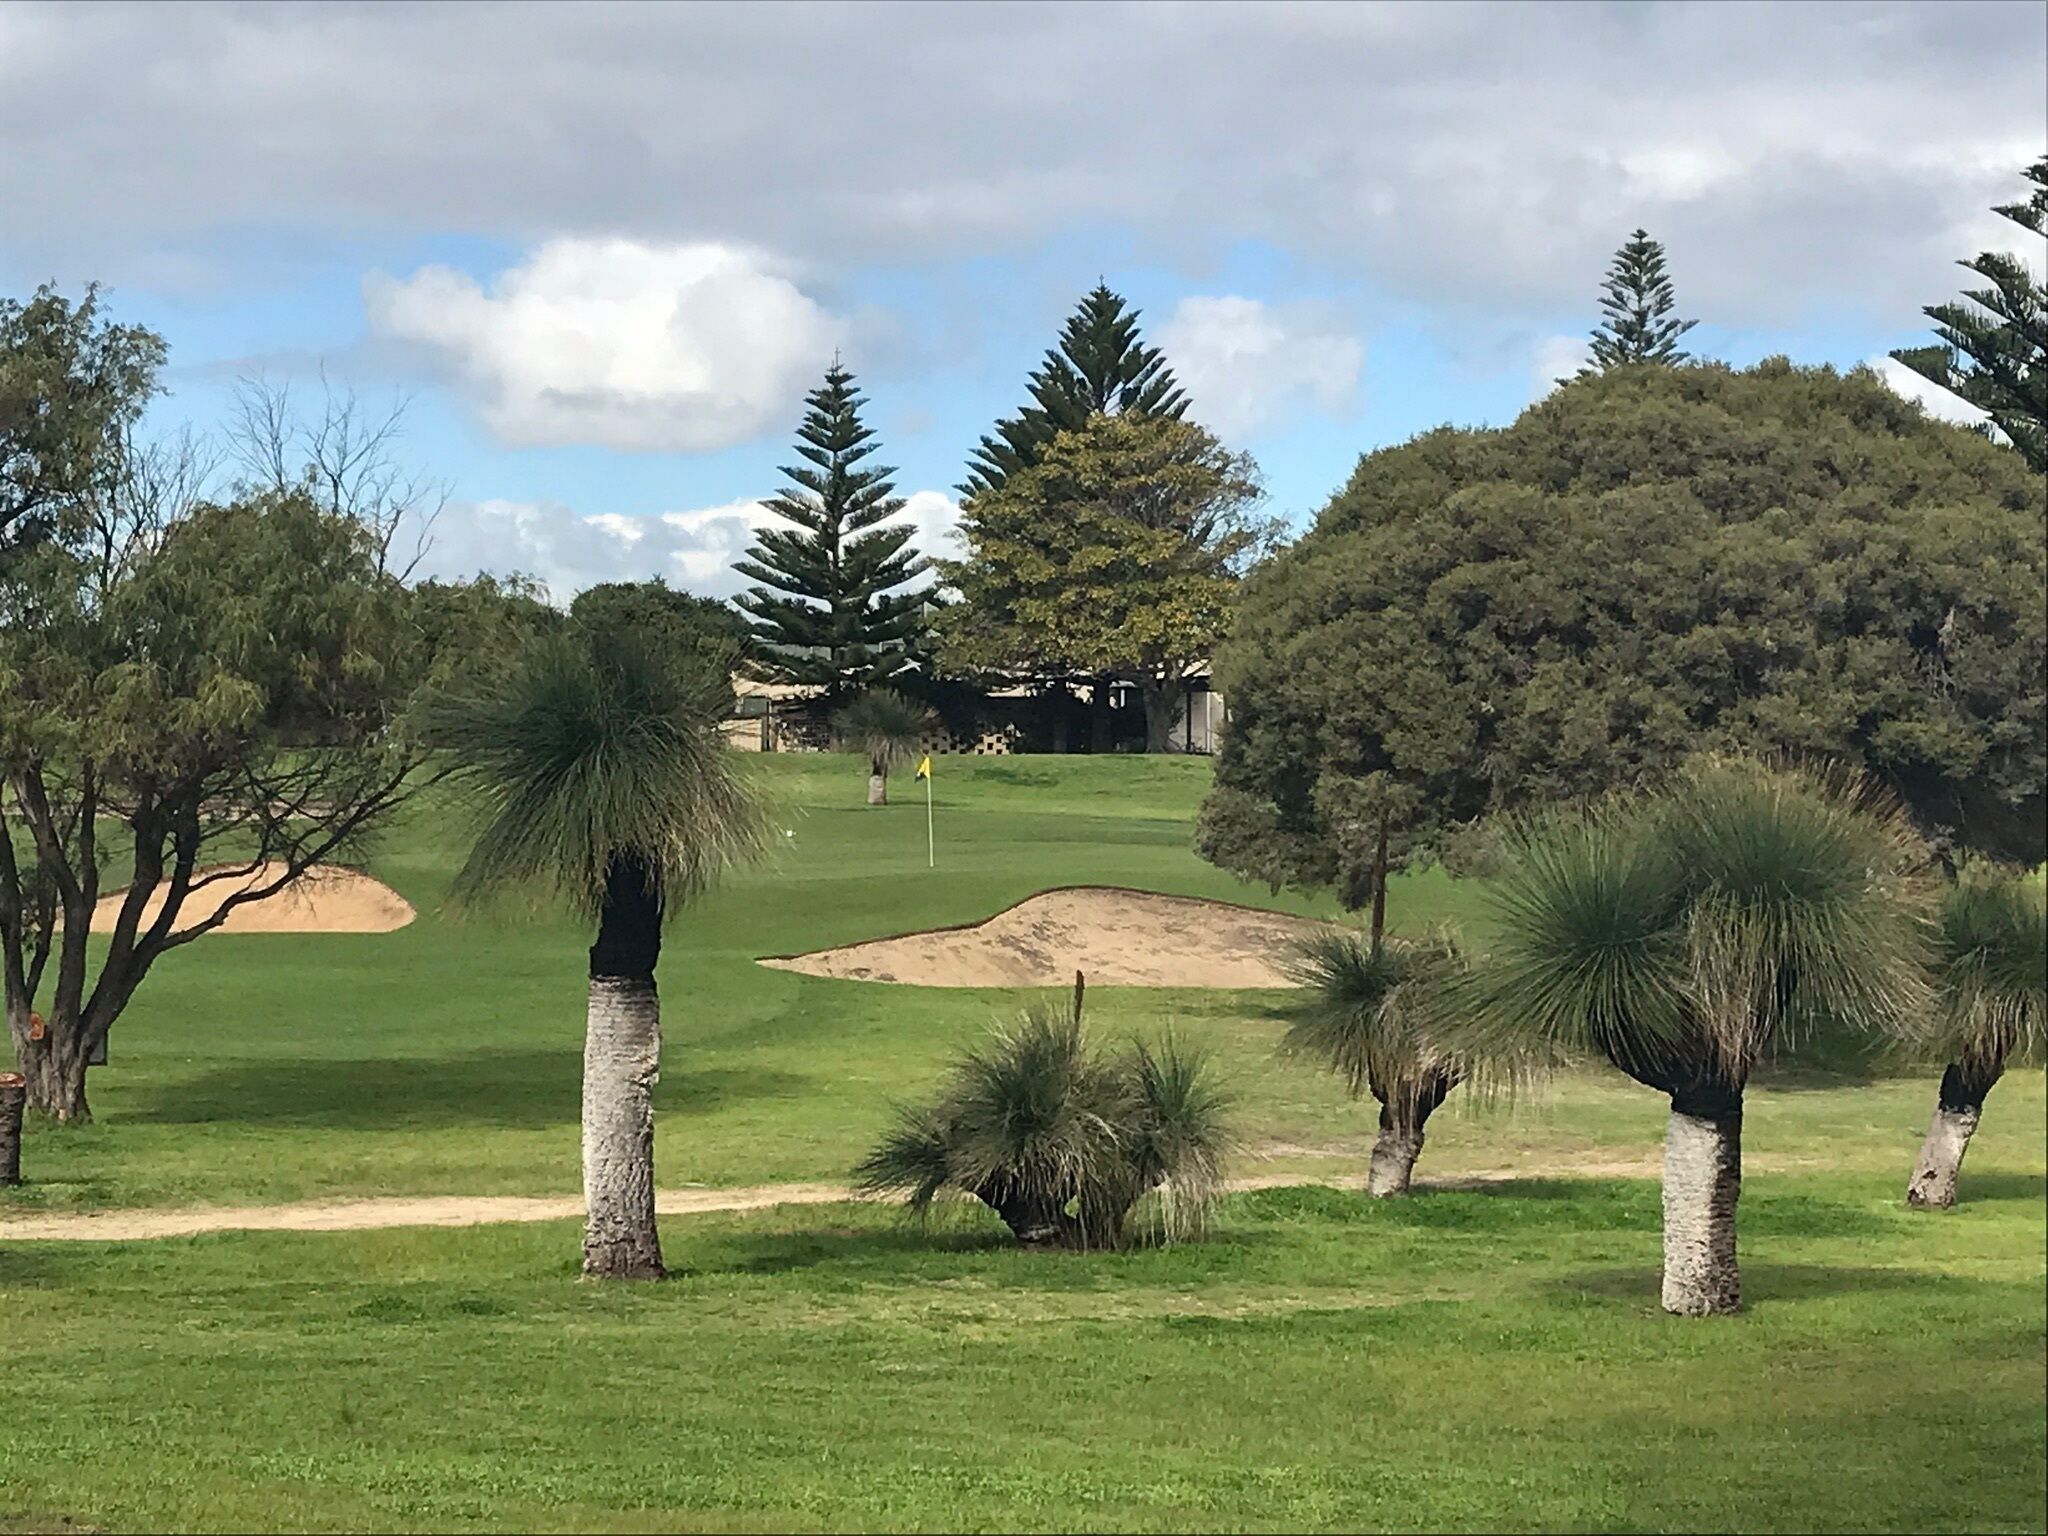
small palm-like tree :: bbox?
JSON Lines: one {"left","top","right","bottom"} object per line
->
{"left": 855, "top": 1002, "right": 1233, "bottom": 1249}
{"left": 1280, "top": 929, "right": 1471, "bottom": 1197}
{"left": 433, "top": 627, "right": 766, "bottom": 1279}
{"left": 832, "top": 687, "right": 933, "bottom": 805}
{"left": 1907, "top": 863, "right": 2045, "bottom": 1209}
{"left": 1464, "top": 757, "right": 1932, "bottom": 1315}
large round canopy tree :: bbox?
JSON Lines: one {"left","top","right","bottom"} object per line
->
{"left": 1199, "top": 361, "right": 2046, "bottom": 903}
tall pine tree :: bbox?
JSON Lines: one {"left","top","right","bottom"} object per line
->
{"left": 1586, "top": 230, "right": 1697, "bottom": 369}
{"left": 735, "top": 362, "right": 926, "bottom": 694}
{"left": 1891, "top": 157, "right": 2047, "bottom": 474}
{"left": 962, "top": 283, "right": 1188, "bottom": 497}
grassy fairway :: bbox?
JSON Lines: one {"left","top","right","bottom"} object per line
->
{"left": 2, "top": 754, "right": 2043, "bottom": 1532}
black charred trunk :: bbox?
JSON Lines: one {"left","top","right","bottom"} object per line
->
{"left": 589, "top": 852, "right": 663, "bottom": 983}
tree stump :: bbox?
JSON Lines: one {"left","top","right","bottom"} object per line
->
{"left": 0, "top": 1072, "right": 25, "bottom": 1186}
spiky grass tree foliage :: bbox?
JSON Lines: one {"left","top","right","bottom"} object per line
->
{"left": 1467, "top": 757, "right": 1932, "bottom": 1316}
{"left": 856, "top": 1004, "right": 1232, "bottom": 1250}
{"left": 832, "top": 687, "right": 934, "bottom": 806}
{"left": 1907, "top": 863, "right": 2046, "bottom": 1210}
{"left": 432, "top": 627, "right": 766, "bottom": 1279}
{"left": 1280, "top": 931, "right": 1470, "bottom": 1197}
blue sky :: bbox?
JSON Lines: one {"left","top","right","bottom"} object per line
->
{"left": 2, "top": 1, "right": 2038, "bottom": 600}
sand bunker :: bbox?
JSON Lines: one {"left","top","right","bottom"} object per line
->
{"left": 88, "top": 862, "right": 415, "bottom": 935}
{"left": 761, "top": 886, "right": 1334, "bottom": 989}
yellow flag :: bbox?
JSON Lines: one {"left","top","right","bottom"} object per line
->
{"left": 915, "top": 754, "right": 932, "bottom": 780}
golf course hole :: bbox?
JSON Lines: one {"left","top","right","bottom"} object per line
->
{"left": 87, "top": 862, "right": 416, "bottom": 935}
{"left": 758, "top": 885, "right": 1333, "bottom": 988}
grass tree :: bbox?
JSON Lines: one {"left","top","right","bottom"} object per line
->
{"left": 856, "top": 1000, "right": 1232, "bottom": 1249}
{"left": 1466, "top": 757, "right": 1932, "bottom": 1316}
{"left": 433, "top": 626, "right": 765, "bottom": 1280}
{"left": 1280, "top": 930, "right": 1471, "bottom": 1197}
{"left": 1907, "top": 863, "right": 2045, "bottom": 1210}
{"left": 832, "top": 688, "right": 933, "bottom": 805}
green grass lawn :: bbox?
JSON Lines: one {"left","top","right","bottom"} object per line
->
{"left": 3, "top": 754, "right": 2043, "bottom": 1533}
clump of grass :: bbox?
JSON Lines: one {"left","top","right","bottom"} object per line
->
{"left": 855, "top": 1002, "right": 1234, "bottom": 1250}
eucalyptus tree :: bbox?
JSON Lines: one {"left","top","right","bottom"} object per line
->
{"left": 1906, "top": 863, "right": 2045, "bottom": 1209}
{"left": 832, "top": 688, "right": 933, "bottom": 805}
{"left": 431, "top": 626, "right": 766, "bottom": 1279}
{"left": 2, "top": 483, "right": 423, "bottom": 1121}
{"left": 1465, "top": 758, "right": 1932, "bottom": 1315}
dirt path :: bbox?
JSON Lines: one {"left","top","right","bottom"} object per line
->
{"left": 0, "top": 1162, "right": 1672, "bottom": 1244}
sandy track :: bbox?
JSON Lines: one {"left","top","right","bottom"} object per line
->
{"left": 0, "top": 1164, "right": 1669, "bottom": 1244}
{"left": 761, "top": 886, "right": 1336, "bottom": 988}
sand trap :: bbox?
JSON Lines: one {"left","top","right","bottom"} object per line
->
{"left": 760, "top": 885, "right": 1335, "bottom": 989}
{"left": 87, "top": 862, "right": 415, "bottom": 935}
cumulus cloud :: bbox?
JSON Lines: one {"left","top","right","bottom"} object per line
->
{"left": 1158, "top": 297, "right": 1362, "bottom": 440}
{"left": 415, "top": 489, "right": 962, "bottom": 603}
{"left": 4, "top": 2, "right": 2042, "bottom": 325}
{"left": 1870, "top": 355, "right": 1993, "bottom": 430}
{"left": 364, "top": 239, "right": 842, "bottom": 452}
{"left": 1530, "top": 335, "right": 1592, "bottom": 399}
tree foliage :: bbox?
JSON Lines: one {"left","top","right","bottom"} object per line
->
{"left": 1890, "top": 157, "right": 2048, "bottom": 474}
{"left": 938, "top": 413, "right": 1269, "bottom": 752}
{"left": 1586, "top": 229, "right": 1696, "bottom": 370}
{"left": 832, "top": 687, "right": 933, "bottom": 780}
{"left": 962, "top": 284, "right": 1188, "bottom": 498}
{"left": 569, "top": 578, "right": 748, "bottom": 713}
{"left": 1, "top": 485, "right": 426, "bottom": 1120}
{"left": 0, "top": 284, "right": 164, "bottom": 556}
{"left": 735, "top": 363, "right": 926, "bottom": 695}
{"left": 1927, "top": 860, "right": 2046, "bottom": 1076}
{"left": 1462, "top": 756, "right": 1934, "bottom": 1102}
{"left": 1199, "top": 360, "right": 2047, "bottom": 902}
{"left": 428, "top": 625, "right": 767, "bottom": 924}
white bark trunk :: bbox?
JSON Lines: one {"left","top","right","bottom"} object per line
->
{"left": 1367, "top": 1129, "right": 1422, "bottom": 1197}
{"left": 1661, "top": 1108, "right": 1742, "bottom": 1316}
{"left": 582, "top": 976, "right": 664, "bottom": 1280}
{"left": 867, "top": 773, "right": 887, "bottom": 806}
{"left": 1906, "top": 1102, "right": 1980, "bottom": 1211}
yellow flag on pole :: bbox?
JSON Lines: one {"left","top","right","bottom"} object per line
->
{"left": 915, "top": 754, "right": 932, "bottom": 780}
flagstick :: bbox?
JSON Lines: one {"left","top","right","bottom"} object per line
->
{"left": 925, "top": 768, "right": 934, "bottom": 869}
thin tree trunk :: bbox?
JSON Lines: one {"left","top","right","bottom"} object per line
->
{"left": 867, "top": 769, "right": 887, "bottom": 806}
{"left": 1907, "top": 1061, "right": 2001, "bottom": 1210}
{"left": 582, "top": 854, "right": 665, "bottom": 1281}
{"left": 1661, "top": 1101, "right": 1742, "bottom": 1316}
{"left": 0, "top": 1072, "right": 24, "bottom": 1185}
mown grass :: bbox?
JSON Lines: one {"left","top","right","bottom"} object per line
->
{"left": 2, "top": 753, "right": 2043, "bottom": 1532}
{"left": 2, "top": 1175, "right": 2042, "bottom": 1533}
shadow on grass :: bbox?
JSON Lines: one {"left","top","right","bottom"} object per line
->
{"left": 117, "top": 1049, "right": 809, "bottom": 1130}
{"left": 1559, "top": 1261, "right": 1980, "bottom": 1307}
{"left": 1951, "top": 1171, "right": 2048, "bottom": 1206}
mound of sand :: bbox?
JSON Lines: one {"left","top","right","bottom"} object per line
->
{"left": 760, "top": 886, "right": 1334, "bottom": 989}
{"left": 88, "top": 862, "right": 415, "bottom": 935}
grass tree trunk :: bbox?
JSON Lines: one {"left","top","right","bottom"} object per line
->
{"left": 1367, "top": 1069, "right": 1458, "bottom": 1198}
{"left": 582, "top": 854, "right": 666, "bottom": 1281}
{"left": 1661, "top": 1094, "right": 1743, "bottom": 1316}
{"left": 1907, "top": 1062, "right": 2002, "bottom": 1211}
{"left": 868, "top": 757, "right": 887, "bottom": 806}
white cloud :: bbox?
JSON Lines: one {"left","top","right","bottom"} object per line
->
{"left": 1870, "top": 355, "right": 1993, "bottom": 429}
{"left": 5, "top": 4, "right": 2041, "bottom": 326}
{"left": 1159, "top": 296, "right": 1362, "bottom": 440}
{"left": 1530, "top": 334, "right": 1592, "bottom": 399}
{"left": 415, "top": 489, "right": 962, "bottom": 604}
{"left": 364, "top": 239, "right": 843, "bottom": 452}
